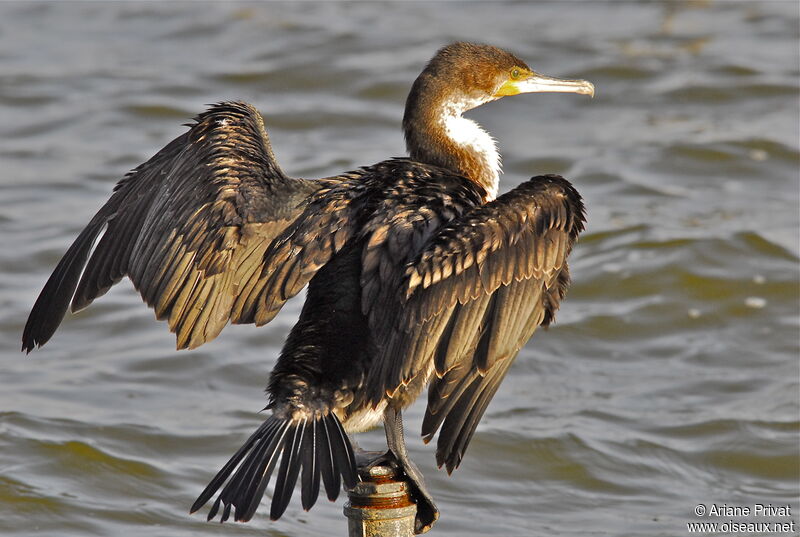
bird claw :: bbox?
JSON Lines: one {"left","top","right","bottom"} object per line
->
{"left": 354, "top": 448, "right": 391, "bottom": 469}
{"left": 357, "top": 449, "right": 439, "bottom": 534}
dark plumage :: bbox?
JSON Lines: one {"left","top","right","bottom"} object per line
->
{"left": 22, "top": 42, "right": 592, "bottom": 534}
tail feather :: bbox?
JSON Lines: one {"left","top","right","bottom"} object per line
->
{"left": 205, "top": 419, "right": 286, "bottom": 522}
{"left": 300, "top": 419, "right": 321, "bottom": 510}
{"left": 190, "top": 418, "right": 276, "bottom": 515}
{"left": 270, "top": 422, "right": 305, "bottom": 520}
{"left": 191, "top": 412, "right": 356, "bottom": 523}
{"left": 324, "top": 415, "right": 357, "bottom": 490}
{"left": 316, "top": 417, "right": 340, "bottom": 501}
{"left": 228, "top": 420, "right": 287, "bottom": 521}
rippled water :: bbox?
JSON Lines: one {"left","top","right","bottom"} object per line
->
{"left": 2, "top": 2, "right": 798, "bottom": 536}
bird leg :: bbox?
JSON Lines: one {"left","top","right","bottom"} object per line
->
{"left": 357, "top": 405, "right": 439, "bottom": 534}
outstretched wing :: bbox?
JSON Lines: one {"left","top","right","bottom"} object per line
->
{"left": 365, "top": 175, "right": 585, "bottom": 472}
{"left": 23, "top": 101, "right": 320, "bottom": 351}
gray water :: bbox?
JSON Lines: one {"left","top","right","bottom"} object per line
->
{"left": 1, "top": 2, "right": 798, "bottom": 536}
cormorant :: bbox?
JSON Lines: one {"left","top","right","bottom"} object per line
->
{"left": 22, "top": 42, "right": 593, "bottom": 533}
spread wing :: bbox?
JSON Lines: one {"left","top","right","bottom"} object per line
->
{"left": 23, "top": 101, "right": 321, "bottom": 351}
{"left": 244, "top": 176, "right": 367, "bottom": 318}
{"left": 364, "top": 175, "right": 585, "bottom": 472}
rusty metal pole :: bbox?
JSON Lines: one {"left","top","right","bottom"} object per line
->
{"left": 344, "top": 464, "right": 417, "bottom": 537}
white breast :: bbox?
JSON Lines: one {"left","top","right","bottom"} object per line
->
{"left": 442, "top": 109, "right": 501, "bottom": 200}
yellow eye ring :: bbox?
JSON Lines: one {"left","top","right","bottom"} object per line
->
{"left": 510, "top": 68, "right": 521, "bottom": 79}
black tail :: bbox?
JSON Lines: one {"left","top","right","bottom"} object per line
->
{"left": 191, "top": 411, "right": 357, "bottom": 523}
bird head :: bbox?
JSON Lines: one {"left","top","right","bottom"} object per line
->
{"left": 419, "top": 42, "right": 595, "bottom": 114}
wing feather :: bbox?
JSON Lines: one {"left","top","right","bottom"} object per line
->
{"left": 22, "top": 101, "right": 323, "bottom": 352}
{"left": 364, "top": 174, "right": 585, "bottom": 470}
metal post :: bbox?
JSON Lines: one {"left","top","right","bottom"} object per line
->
{"left": 344, "top": 464, "right": 417, "bottom": 537}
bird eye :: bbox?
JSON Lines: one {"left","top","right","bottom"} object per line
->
{"left": 511, "top": 68, "right": 521, "bottom": 79}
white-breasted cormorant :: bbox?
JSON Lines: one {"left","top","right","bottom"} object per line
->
{"left": 22, "top": 42, "right": 593, "bottom": 533}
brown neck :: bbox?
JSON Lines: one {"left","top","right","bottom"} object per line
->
{"left": 403, "top": 75, "right": 500, "bottom": 201}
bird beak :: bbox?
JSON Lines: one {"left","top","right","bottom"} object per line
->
{"left": 495, "top": 72, "right": 595, "bottom": 98}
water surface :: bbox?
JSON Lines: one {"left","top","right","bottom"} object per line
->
{"left": 1, "top": 2, "right": 798, "bottom": 536}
